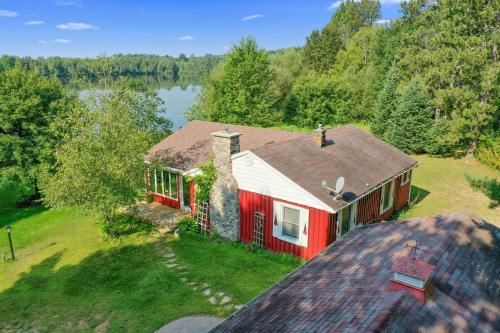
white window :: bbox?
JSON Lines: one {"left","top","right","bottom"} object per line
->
{"left": 401, "top": 170, "right": 411, "bottom": 185}
{"left": 336, "top": 202, "right": 357, "bottom": 239}
{"left": 149, "top": 168, "right": 178, "bottom": 199}
{"left": 273, "top": 201, "right": 309, "bottom": 247}
{"left": 380, "top": 180, "right": 394, "bottom": 214}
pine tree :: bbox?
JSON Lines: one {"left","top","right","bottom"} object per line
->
{"left": 371, "top": 66, "right": 399, "bottom": 138}
{"left": 385, "top": 76, "right": 433, "bottom": 153}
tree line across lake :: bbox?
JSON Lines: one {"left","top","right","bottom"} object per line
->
{"left": 0, "top": 53, "right": 224, "bottom": 85}
{"left": 188, "top": 0, "right": 499, "bottom": 170}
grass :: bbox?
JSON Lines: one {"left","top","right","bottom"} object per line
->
{"left": 0, "top": 205, "right": 300, "bottom": 332}
{"left": 403, "top": 155, "right": 500, "bottom": 226}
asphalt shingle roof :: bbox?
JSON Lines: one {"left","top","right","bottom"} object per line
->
{"left": 211, "top": 212, "right": 500, "bottom": 332}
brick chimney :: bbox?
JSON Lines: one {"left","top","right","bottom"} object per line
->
{"left": 313, "top": 124, "right": 326, "bottom": 147}
{"left": 209, "top": 128, "right": 241, "bottom": 240}
{"left": 387, "top": 257, "right": 435, "bottom": 304}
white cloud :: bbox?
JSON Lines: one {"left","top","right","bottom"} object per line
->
{"left": 0, "top": 10, "right": 18, "bottom": 17}
{"left": 177, "top": 35, "right": 194, "bottom": 41}
{"left": 37, "top": 40, "right": 48, "bottom": 44}
{"left": 54, "top": 38, "right": 71, "bottom": 43}
{"left": 57, "top": 22, "right": 98, "bottom": 30}
{"left": 375, "top": 19, "right": 393, "bottom": 25}
{"left": 55, "top": 0, "right": 82, "bottom": 6}
{"left": 381, "top": 0, "right": 402, "bottom": 3}
{"left": 222, "top": 45, "right": 230, "bottom": 50}
{"left": 25, "top": 20, "right": 45, "bottom": 25}
{"left": 327, "top": 1, "right": 343, "bottom": 10}
{"left": 242, "top": 14, "right": 263, "bottom": 22}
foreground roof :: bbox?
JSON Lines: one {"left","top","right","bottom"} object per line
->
{"left": 147, "top": 120, "right": 306, "bottom": 170}
{"left": 211, "top": 212, "right": 500, "bottom": 332}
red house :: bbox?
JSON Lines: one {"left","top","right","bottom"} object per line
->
{"left": 146, "top": 120, "right": 417, "bottom": 259}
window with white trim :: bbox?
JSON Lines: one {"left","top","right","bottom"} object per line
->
{"left": 401, "top": 170, "right": 411, "bottom": 185}
{"left": 380, "top": 180, "right": 394, "bottom": 214}
{"left": 149, "top": 169, "right": 178, "bottom": 199}
{"left": 273, "top": 201, "right": 309, "bottom": 247}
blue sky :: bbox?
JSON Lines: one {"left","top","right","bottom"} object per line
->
{"left": 0, "top": 0, "right": 404, "bottom": 58}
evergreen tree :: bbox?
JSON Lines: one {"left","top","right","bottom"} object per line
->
{"left": 371, "top": 66, "right": 400, "bottom": 138}
{"left": 385, "top": 76, "right": 433, "bottom": 153}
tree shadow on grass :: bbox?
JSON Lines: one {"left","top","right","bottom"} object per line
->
{"left": 0, "top": 241, "right": 210, "bottom": 332}
{"left": 465, "top": 174, "right": 499, "bottom": 209}
{"left": 114, "top": 213, "right": 156, "bottom": 237}
{"left": 410, "top": 185, "right": 430, "bottom": 206}
{"left": 0, "top": 206, "right": 48, "bottom": 229}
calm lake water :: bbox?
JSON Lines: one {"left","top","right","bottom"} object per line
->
{"left": 79, "top": 80, "right": 201, "bottom": 129}
{"left": 157, "top": 85, "right": 201, "bottom": 129}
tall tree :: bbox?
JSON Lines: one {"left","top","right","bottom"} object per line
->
{"left": 0, "top": 68, "right": 76, "bottom": 199}
{"left": 40, "top": 86, "right": 170, "bottom": 237}
{"left": 396, "top": 0, "right": 499, "bottom": 158}
{"left": 188, "top": 37, "right": 281, "bottom": 126}
{"left": 304, "top": 0, "right": 381, "bottom": 73}
{"left": 385, "top": 76, "right": 433, "bottom": 153}
{"left": 371, "top": 66, "right": 400, "bottom": 138}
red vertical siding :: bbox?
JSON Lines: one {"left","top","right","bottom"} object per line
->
{"left": 239, "top": 190, "right": 332, "bottom": 260}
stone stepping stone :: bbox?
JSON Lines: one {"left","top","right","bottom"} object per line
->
{"left": 220, "top": 296, "right": 232, "bottom": 305}
{"left": 180, "top": 277, "right": 187, "bottom": 282}
{"left": 216, "top": 291, "right": 225, "bottom": 297}
{"left": 235, "top": 304, "right": 244, "bottom": 310}
{"left": 224, "top": 304, "right": 234, "bottom": 311}
{"left": 166, "top": 263, "right": 178, "bottom": 268}
{"left": 202, "top": 283, "right": 209, "bottom": 288}
{"left": 164, "top": 253, "right": 175, "bottom": 258}
{"left": 203, "top": 289, "right": 211, "bottom": 296}
{"left": 208, "top": 296, "right": 217, "bottom": 305}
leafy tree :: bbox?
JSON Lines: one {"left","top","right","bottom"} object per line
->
{"left": 39, "top": 87, "right": 171, "bottom": 237}
{"left": 285, "top": 74, "right": 346, "bottom": 128}
{"left": 0, "top": 68, "right": 76, "bottom": 200}
{"left": 188, "top": 37, "right": 281, "bottom": 126}
{"left": 270, "top": 48, "right": 307, "bottom": 106}
{"left": 304, "top": 0, "right": 381, "bottom": 73}
{"left": 385, "top": 76, "right": 433, "bottom": 153}
{"left": 371, "top": 66, "right": 400, "bottom": 138}
{"left": 331, "top": 25, "right": 396, "bottom": 120}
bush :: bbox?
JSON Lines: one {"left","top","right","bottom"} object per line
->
{"left": 465, "top": 174, "right": 500, "bottom": 209}
{"left": 176, "top": 216, "right": 199, "bottom": 236}
{"left": 476, "top": 135, "right": 500, "bottom": 170}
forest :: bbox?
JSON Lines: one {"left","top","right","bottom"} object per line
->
{"left": 189, "top": 0, "right": 499, "bottom": 170}
{"left": 0, "top": 53, "right": 223, "bottom": 84}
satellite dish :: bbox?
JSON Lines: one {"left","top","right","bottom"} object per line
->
{"left": 335, "top": 177, "right": 345, "bottom": 193}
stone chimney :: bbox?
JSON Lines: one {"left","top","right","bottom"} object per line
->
{"left": 313, "top": 124, "right": 326, "bottom": 147}
{"left": 387, "top": 257, "right": 435, "bottom": 304}
{"left": 209, "top": 128, "right": 242, "bottom": 240}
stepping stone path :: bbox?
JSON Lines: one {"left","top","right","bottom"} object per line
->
{"left": 156, "top": 239, "right": 245, "bottom": 314}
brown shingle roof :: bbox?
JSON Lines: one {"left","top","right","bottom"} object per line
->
{"left": 211, "top": 212, "right": 500, "bottom": 332}
{"left": 147, "top": 120, "right": 307, "bottom": 170}
{"left": 251, "top": 125, "right": 417, "bottom": 211}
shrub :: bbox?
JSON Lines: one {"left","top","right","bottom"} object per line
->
{"left": 176, "top": 216, "right": 199, "bottom": 236}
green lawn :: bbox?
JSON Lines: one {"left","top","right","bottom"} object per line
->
{"left": 0, "top": 206, "right": 300, "bottom": 332}
{"left": 404, "top": 155, "right": 499, "bottom": 226}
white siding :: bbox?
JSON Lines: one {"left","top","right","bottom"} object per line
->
{"left": 232, "top": 151, "right": 334, "bottom": 212}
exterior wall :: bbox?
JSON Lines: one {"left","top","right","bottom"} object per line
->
{"left": 355, "top": 174, "right": 411, "bottom": 226}
{"left": 232, "top": 151, "right": 333, "bottom": 213}
{"left": 239, "top": 189, "right": 333, "bottom": 260}
{"left": 145, "top": 167, "right": 181, "bottom": 209}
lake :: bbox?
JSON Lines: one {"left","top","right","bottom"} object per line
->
{"left": 157, "top": 85, "right": 201, "bottom": 128}
{"left": 78, "top": 79, "right": 201, "bottom": 129}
